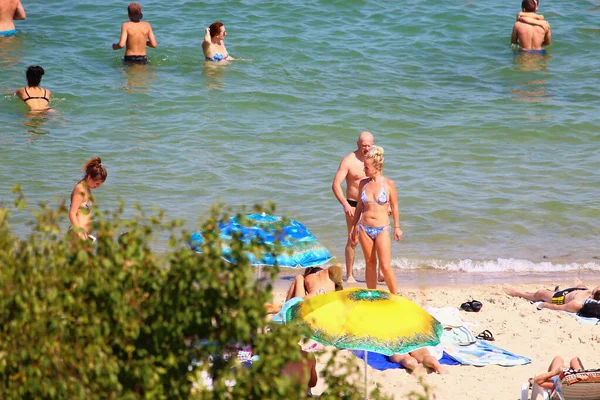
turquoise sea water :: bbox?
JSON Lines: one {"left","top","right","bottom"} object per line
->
{"left": 1, "top": 0, "right": 599, "bottom": 276}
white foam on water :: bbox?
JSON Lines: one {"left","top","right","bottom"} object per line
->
{"left": 351, "top": 257, "right": 600, "bottom": 273}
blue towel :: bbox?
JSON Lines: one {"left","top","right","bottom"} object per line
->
{"left": 352, "top": 350, "right": 459, "bottom": 371}
{"left": 443, "top": 340, "right": 531, "bottom": 367}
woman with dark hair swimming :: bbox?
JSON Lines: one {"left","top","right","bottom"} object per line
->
{"left": 69, "top": 157, "right": 107, "bottom": 242}
{"left": 202, "top": 21, "right": 234, "bottom": 62}
{"left": 349, "top": 145, "right": 402, "bottom": 294}
{"left": 15, "top": 66, "right": 51, "bottom": 111}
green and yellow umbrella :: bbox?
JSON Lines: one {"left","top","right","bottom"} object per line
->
{"left": 286, "top": 288, "right": 443, "bottom": 397}
{"left": 285, "top": 288, "right": 443, "bottom": 356}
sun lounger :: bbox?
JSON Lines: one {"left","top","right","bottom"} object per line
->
{"left": 522, "top": 369, "right": 600, "bottom": 400}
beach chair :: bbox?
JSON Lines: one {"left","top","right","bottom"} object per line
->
{"left": 522, "top": 369, "right": 600, "bottom": 400}
{"left": 521, "top": 381, "right": 550, "bottom": 400}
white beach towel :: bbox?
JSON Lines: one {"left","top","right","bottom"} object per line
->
{"left": 424, "top": 306, "right": 464, "bottom": 328}
{"left": 441, "top": 325, "right": 477, "bottom": 346}
{"left": 533, "top": 302, "right": 600, "bottom": 325}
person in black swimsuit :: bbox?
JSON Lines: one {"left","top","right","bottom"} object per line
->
{"left": 15, "top": 65, "right": 52, "bottom": 111}
{"left": 504, "top": 280, "right": 600, "bottom": 313}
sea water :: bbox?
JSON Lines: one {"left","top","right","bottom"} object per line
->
{"left": 1, "top": 0, "right": 599, "bottom": 281}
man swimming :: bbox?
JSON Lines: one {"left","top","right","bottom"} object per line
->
{"left": 504, "top": 280, "right": 600, "bottom": 313}
{"left": 511, "top": 0, "right": 551, "bottom": 53}
{"left": 332, "top": 131, "right": 374, "bottom": 283}
{"left": 112, "top": 2, "right": 157, "bottom": 64}
{"left": 0, "top": 0, "right": 25, "bottom": 37}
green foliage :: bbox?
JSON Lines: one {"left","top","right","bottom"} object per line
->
{"left": 0, "top": 190, "right": 393, "bottom": 399}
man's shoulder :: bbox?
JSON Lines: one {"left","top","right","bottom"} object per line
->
{"left": 339, "top": 151, "right": 357, "bottom": 165}
{"left": 2, "top": 0, "right": 18, "bottom": 8}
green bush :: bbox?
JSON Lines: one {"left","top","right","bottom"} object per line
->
{"left": 0, "top": 188, "right": 392, "bottom": 399}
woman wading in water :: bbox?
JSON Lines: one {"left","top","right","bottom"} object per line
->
{"left": 69, "top": 157, "right": 107, "bottom": 241}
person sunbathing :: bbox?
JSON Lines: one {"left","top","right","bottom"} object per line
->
{"left": 264, "top": 265, "right": 344, "bottom": 315}
{"left": 533, "top": 356, "right": 584, "bottom": 391}
{"left": 389, "top": 347, "right": 448, "bottom": 375}
{"left": 504, "top": 280, "right": 600, "bottom": 313}
{"left": 284, "top": 264, "right": 344, "bottom": 302}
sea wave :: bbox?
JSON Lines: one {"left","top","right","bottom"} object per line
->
{"left": 350, "top": 257, "right": 600, "bottom": 273}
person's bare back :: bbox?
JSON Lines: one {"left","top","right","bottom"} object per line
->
{"left": 115, "top": 21, "right": 156, "bottom": 56}
{"left": 511, "top": 0, "right": 550, "bottom": 51}
{"left": 512, "top": 21, "right": 549, "bottom": 51}
{"left": 112, "top": 3, "right": 156, "bottom": 61}
{"left": 0, "top": 0, "right": 25, "bottom": 32}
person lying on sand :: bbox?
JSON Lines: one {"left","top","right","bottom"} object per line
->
{"left": 532, "top": 355, "right": 584, "bottom": 391}
{"left": 504, "top": 279, "right": 600, "bottom": 312}
{"left": 389, "top": 347, "right": 448, "bottom": 375}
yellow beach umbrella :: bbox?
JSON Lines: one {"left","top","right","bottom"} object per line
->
{"left": 286, "top": 288, "right": 442, "bottom": 356}
{"left": 286, "top": 288, "right": 443, "bottom": 398}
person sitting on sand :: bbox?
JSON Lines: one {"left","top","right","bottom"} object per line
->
{"left": 389, "top": 347, "right": 448, "bottom": 376}
{"left": 15, "top": 66, "right": 52, "bottom": 111}
{"left": 504, "top": 280, "right": 600, "bottom": 313}
{"left": 532, "top": 355, "right": 584, "bottom": 391}
{"left": 284, "top": 264, "right": 344, "bottom": 302}
{"left": 112, "top": 2, "right": 157, "bottom": 65}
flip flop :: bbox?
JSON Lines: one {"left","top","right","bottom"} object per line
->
{"left": 476, "top": 330, "right": 495, "bottom": 341}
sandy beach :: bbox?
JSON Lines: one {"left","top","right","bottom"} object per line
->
{"left": 271, "top": 279, "right": 600, "bottom": 400}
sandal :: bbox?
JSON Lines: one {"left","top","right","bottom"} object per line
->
{"left": 460, "top": 301, "right": 473, "bottom": 312}
{"left": 476, "top": 329, "right": 495, "bottom": 341}
{"left": 460, "top": 300, "right": 483, "bottom": 312}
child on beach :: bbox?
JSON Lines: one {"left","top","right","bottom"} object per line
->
{"left": 112, "top": 2, "right": 157, "bottom": 64}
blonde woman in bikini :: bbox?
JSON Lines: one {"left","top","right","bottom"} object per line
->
{"left": 69, "top": 157, "right": 107, "bottom": 241}
{"left": 349, "top": 146, "right": 402, "bottom": 293}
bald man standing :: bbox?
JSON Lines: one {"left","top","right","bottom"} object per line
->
{"left": 332, "top": 131, "right": 374, "bottom": 283}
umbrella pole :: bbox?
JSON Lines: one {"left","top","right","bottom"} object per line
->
{"left": 257, "top": 266, "right": 261, "bottom": 280}
{"left": 364, "top": 351, "right": 368, "bottom": 399}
